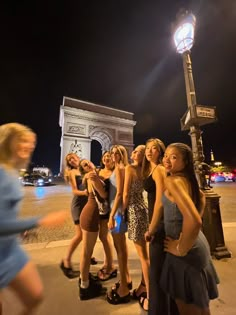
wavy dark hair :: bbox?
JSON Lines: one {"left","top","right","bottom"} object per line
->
{"left": 167, "top": 143, "right": 200, "bottom": 210}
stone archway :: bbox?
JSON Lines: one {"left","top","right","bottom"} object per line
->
{"left": 59, "top": 96, "right": 136, "bottom": 172}
{"left": 89, "top": 126, "right": 113, "bottom": 152}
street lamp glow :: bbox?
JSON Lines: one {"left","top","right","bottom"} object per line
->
{"left": 172, "top": 10, "right": 231, "bottom": 258}
{"left": 173, "top": 14, "right": 196, "bottom": 53}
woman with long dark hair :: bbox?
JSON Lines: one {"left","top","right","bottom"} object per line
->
{"left": 142, "top": 138, "right": 169, "bottom": 314}
{"left": 161, "top": 143, "right": 219, "bottom": 315}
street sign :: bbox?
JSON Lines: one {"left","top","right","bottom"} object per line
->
{"left": 196, "top": 106, "right": 216, "bottom": 119}
{"left": 180, "top": 104, "right": 217, "bottom": 130}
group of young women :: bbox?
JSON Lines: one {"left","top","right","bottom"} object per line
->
{"left": 0, "top": 121, "right": 219, "bottom": 315}
{"left": 62, "top": 138, "right": 219, "bottom": 315}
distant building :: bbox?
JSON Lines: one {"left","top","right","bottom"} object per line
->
{"left": 33, "top": 167, "right": 52, "bottom": 177}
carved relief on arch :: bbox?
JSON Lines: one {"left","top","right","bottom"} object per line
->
{"left": 89, "top": 126, "right": 115, "bottom": 142}
{"left": 89, "top": 126, "right": 114, "bottom": 152}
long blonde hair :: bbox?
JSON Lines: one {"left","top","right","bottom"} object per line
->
{"left": 0, "top": 122, "right": 36, "bottom": 168}
{"left": 64, "top": 153, "right": 80, "bottom": 183}
{"left": 110, "top": 144, "right": 129, "bottom": 166}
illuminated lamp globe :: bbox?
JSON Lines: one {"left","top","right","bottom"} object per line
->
{"left": 173, "top": 13, "right": 196, "bottom": 54}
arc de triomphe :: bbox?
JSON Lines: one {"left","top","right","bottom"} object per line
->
{"left": 59, "top": 96, "right": 136, "bottom": 172}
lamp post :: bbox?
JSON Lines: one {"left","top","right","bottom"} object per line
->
{"left": 173, "top": 10, "right": 231, "bottom": 259}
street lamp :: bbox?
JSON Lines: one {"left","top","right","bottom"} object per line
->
{"left": 173, "top": 10, "right": 231, "bottom": 259}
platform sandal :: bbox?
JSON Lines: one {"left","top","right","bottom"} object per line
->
{"left": 113, "top": 280, "right": 132, "bottom": 291}
{"left": 97, "top": 268, "right": 118, "bottom": 281}
{"left": 107, "top": 288, "right": 131, "bottom": 305}
{"left": 139, "top": 296, "right": 149, "bottom": 312}
{"left": 132, "top": 281, "right": 147, "bottom": 300}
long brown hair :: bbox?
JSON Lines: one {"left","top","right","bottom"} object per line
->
{"left": 141, "top": 138, "right": 165, "bottom": 179}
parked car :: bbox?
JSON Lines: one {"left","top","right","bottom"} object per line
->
{"left": 21, "top": 174, "right": 53, "bottom": 187}
{"left": 231, "top": 172, "right": 236, "bottom": 182}
{"left": 210, "top": 172, "right": 226, "bottom": 183}
{"left": 222, "top": 172, "right": 235, "bottom": 181}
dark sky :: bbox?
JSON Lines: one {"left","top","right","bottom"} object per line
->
{"left": 0, "top": 0, "right": 235, "bottom": 173}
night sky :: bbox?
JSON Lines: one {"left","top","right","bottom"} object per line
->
{"left": 0, "top": 0, "right": 235, "bottom": 173}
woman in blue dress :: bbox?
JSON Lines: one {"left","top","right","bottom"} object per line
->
{"left": 161, "top": 143, "right": 219, "bottom": 315}
{"left": 107, "top": 144, "right": 132, "bottom": 305}
{"left": 0, "top": 123, "right": 67, "bottom": 315}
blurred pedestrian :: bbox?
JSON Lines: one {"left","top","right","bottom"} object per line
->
{"left": 0, "top": 123, "right": 67, "bottom": 315}
{"left": 161, "top": 143, "right": 219, "bottom": 315}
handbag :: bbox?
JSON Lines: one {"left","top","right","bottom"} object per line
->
{"left": 91, "top": 186, "right": 110, "bottom": 215}
{"left": 111, "top": 211, "right": 127, "bottom": 234}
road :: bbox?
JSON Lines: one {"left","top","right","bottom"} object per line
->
{"left": 20, "top": 181, "right": 236, "bottom": 244}
{"left": 4, "top": 181, "right": 236, "bottom": 315}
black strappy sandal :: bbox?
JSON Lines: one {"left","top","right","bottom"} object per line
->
{"left": 107, "top": 289, "right": 131, "bottom": 305}
{"left": 113, "top": 280, "right": 133, "bottom": 291}
{"left": 60, "top": 261, "right": 79, "bottom": 279}
{"left": 97, "top": 268, "right": 118, "bottom": 281}
{"left": 139, "top": 296, "right": 149, "bottom": 312}
{"left": 132, "top": 281, "right": 147, "bottom": 300}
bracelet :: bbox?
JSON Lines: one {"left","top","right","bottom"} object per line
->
{"left": 176, "top": 243, "right": 187, "bottom": 257}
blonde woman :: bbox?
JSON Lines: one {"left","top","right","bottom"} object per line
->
{"left": 123, "top": 145, "right": 150, "bottom": 311}
{"left": 60, "top": 153, "right": 89, "bottom": 278}
{"left": 78, "top": 159, "right": 107, "bottom": 300}
{"left": 107, "top": 145, "right": 132, "bottom": 305}
{"left": 96, "top": 151, "right": 117, "bottom": 281}
{"left": 0, "top": 123, "right": 67, "bottom": 314}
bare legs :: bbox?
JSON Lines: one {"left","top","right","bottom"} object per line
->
{"left": 63, "top": 224, "right": 82, "bottom": 268}
{"left": 98, "top": 219, "right": 115, "bottom": 273}
{"left": 133, "top": 239, "right": 150, "bottom": 310}
{"left": 80, "top": 230, "right": 98, "bottom": 281}
{"left": 111, "top": 233, "right": 131, "bottom": 296}
{"left": 9, "top": 261, "right": 44, "bottom": 315}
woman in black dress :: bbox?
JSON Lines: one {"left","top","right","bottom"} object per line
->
{"left": 143, "top": 138, "right": 179, "bottom": 315}
{"left": 60, "top": 153, "right": 90, "bottom": 278}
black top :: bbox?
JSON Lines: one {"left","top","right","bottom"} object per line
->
{"left": 143, "top": 174, "right": 164, "bottom": 235}
{"left": 143, "top": 174, "right": 156, "bottom": 223}
{"left": 75, "top": 175, "right": 87, "bottom": 207}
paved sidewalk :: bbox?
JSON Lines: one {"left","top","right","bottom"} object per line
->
{"left": 2, "top": 223, "right": 236, "bottom": 315}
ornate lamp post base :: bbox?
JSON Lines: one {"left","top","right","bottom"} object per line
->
{"left": 202, "top": 189, "right": 231, "bottom": 259}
